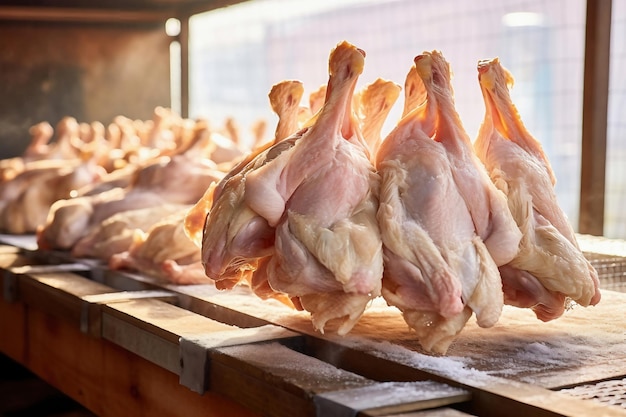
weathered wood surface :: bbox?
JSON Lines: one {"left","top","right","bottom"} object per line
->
{"left": 0, "top": 293, "right": 261, "bottom": 417}
{"left": 2, "top": 241, "right": 626, "bottom": 416}
{"left": 172, "top": 284, "right": 626, "bottom": 389}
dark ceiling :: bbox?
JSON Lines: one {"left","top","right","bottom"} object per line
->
{"left": 0, "top": 0, "right": 249, "bottom": 21}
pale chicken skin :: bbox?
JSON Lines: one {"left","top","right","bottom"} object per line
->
{"left": 0, "top": 159, "right": 105, "bottom": 234}
{"left": 243, "top": 41, "right": 383, "bottom": 335}
{"left": 475, "top": 57, "right": 601, "bottom": 318}
{"left": 37, "top": 154, "right": 224, "bottom": 250}
{"left": 376, "top": 52, "right": 521, "bottom": 354}
{"left": 109, "top": 208, "right": 210, "bottom": 285}
{"left": 199, "top": 79, "right": 307, "bottom": 294}
{"left": 71, "top": 203, "right": 189, "bottom": 260}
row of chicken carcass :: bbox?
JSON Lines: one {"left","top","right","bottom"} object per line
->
{"left": 190, "top": 40, "right": 601, "bottom": 354}
{"left": 0, "top": 39, "right": 601, "bottom": 355}
{"left": 0, "top": 105, "right": 268, "bottom": 283}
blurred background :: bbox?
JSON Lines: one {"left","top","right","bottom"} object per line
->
{"left": 0, "top": 0, "right": 623, "bottom": 236}
{"left": 187, "top": 0, "right": 624, "bottom": 238}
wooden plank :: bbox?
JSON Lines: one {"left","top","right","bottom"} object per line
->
{"left": 211, "top": 343, "right": 471, "bottom": 417}
{"left": 0, "top": 6, "right": 170, "bottom": 23}
{"left": 0, "top": 296, "right": 261, "bottom": 417}
{"left": 101, "top": 298, "right": 239, "bottom": 374}
{"left": 16, "top": 271, "right": 118, "bottom": 326}
{"left": 210, "top": 342, "right": 374, "bottom": 417}
{"left": 579, "top": 0, "right": 612, "bottom": 235}
{"left": 1, "top": 252, "right": 36, "bottom": 302}
{"left": 0, "top": 251, "right": 37, "bottom": 270}
{"left": 377, "top": 409, "right": 474, "bottom": 417}
{"left": 315, "top": 381, "right": 470, "bottom": 417}
{"left": 102, "top": 298, "right": 240, "bottom": 345}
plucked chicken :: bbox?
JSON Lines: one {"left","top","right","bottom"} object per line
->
{"left": 198, "top": 79, "right": 306, "bottom": 293}
{"left": 242, "top": 41, "right": 383, "bottom": 335}
{"left": 474, "top": 57, "right": 601, "bottom": 320}
{"left": 37, "top": 152, "right": 224, "bottom": 251}
{"left": 376, "top": 51, "right": 521, "bottom": 353}
{"left": 109, "top": 207, "right": 210, "bottom": 284}
{"left": 0, "top": 157, "right": 106, "bottom": 234}
{"left": 71, "top": 203, "right": 189, "bottom": 260}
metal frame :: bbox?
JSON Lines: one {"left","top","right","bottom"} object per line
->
{"left": 579, "top": 0, "right": 613, "bottom": 236}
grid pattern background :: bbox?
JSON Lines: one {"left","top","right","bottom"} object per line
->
{"left": 606, "top": 0, "right": 626, "bottom": 238}
{"left": 189, "top": 0, "right": 624, "bottom": 237}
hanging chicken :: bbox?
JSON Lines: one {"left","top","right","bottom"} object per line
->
{"left": 474, "top": 57, "right": 601, "bottom": 320}
{"left": 201, "top": 41, "right": 383, "bottom": 335}
{"left": 198, "top": 79, "right": 307, "bottom": 295}
{"left": 376, "top": 51, "right": 521, "bottom": 354}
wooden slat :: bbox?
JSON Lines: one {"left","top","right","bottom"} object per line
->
{"left": 101, "top": 298, "right": 239, "bottom": 373}
{"left": 17, "top": 271, "right": 116, "bottom": 327}
{"left": 579, "top": 0, "right": 613, "bottom": 235}
{"left": 210, "top": 343, "right": 471, "bottom": 417}
{"left": 0, "top": 251, "right": 36, "bottom": 270}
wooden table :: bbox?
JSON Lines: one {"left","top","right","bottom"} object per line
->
{"left": 1, "top": 236, "right": 625, "bottom": 417}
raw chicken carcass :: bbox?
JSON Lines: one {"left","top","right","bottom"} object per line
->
{"left": 37, "top": 153, "right": 224, "bottom": 250}
{"left": 0, "top": 118, "right": 78, "bottom": 182}
{"left": 0, "top": 121, "right": 54, "bottom": 182}
{"left": 0, "top": 158, "right": 105, "bottom": 234}
{"left": 71, "top": 203, "right": 189, "bottom": 260}
{"left": 199, "top": 79, "right": 307, "bottom": 292}
{"left": 243, "top": 41, "right": 383, "bottom": 335}
{"left": 109, "top": 207, "right": 210, "bottom": 284}
{"left": 475, "top": 57, "right": 601, "bottom": 319}
{"left": 376, "top": 51, "right": 521, "bottom": 353}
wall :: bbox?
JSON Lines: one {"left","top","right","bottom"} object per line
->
{"left": 0, "top": 21, "right": 172, "bottom": 158}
